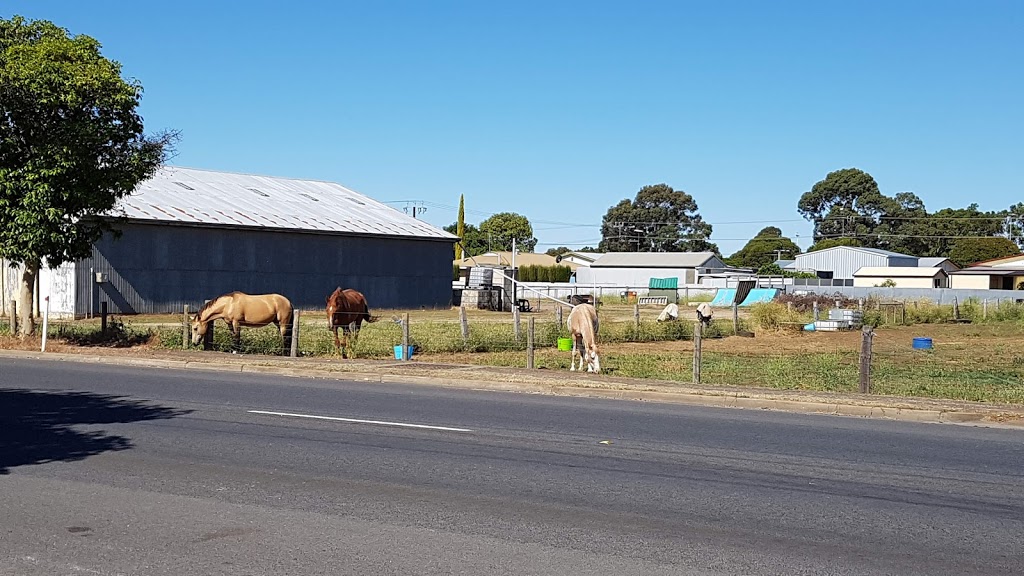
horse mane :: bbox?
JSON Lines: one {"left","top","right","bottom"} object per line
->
{"left": 196, "top": 291, "right": 241, "bottom": 316}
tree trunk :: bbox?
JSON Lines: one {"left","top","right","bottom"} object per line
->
{"left": 17, "top": 260, "right": 38, "bottom": 337}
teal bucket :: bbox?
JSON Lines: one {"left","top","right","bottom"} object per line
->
{"left": 912, "top": 337, "right": 933, "bottom": 350}
{"left": 394, "top": 345, "right": 414, "bottom": 360}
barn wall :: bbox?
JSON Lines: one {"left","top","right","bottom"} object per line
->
{"left": 75, "top": 223, "right": 454, "bottom": 314}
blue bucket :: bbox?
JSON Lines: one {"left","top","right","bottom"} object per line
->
{"left": 394, "top": 345, "right": 414, "bottom": 360}
{"left": 912, "top": 337, "right": 933, "bottom": 350}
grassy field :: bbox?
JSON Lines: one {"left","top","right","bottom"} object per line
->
{"left": 3, "top": 300, "right": 1024, "bottom": 404}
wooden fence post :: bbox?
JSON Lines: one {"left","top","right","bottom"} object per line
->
{"left": 634, "top": 302, "right": 640, "bottom": 331}
{"left": 100, "top": 301, "right": 108, "bottom": 337}
{"left": 182, "top": 304, "right": 189, "bottom": 349}
{"left": 527, "top": 317, "right": 535, "bottom": 369}
{"left": 8, "top": 300, "right": 15, "bottom": 336}
{"left": 953, "top": 297, "right": 960, "bottom": 321}
{"left": 859, "top": 325, "right": 874, "bottom": 393}
{"left": 402, "top": 312, "right": 410, "bottom": 359}
{"left": 556, "top": 305, "right": 563, "bottom": 328}
{"left": 983, "top": 299, "right": 988, "bottom": 319}
{"left": 813, "top": 301, "right": 819, "bottom": 321}
{"left": 732, "top": 303, "right": 739, "bottom": 336}
{"left": 513, "top": 306, "right": 521, "bottom": 342}
{"left": 693, "top": 321, "right": 702, "bottom": 384}
{"left": 459, "top": 305, "right": 469, "bottom": 343}
{"left": 290, "top": 309, "right": 301, "bottom": 357}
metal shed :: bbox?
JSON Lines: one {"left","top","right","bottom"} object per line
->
{"left": 30, "top": 166, "right": 457, "bottom": 317}
{"left": 793, "top": 246, "right": 917, "bottom": 280}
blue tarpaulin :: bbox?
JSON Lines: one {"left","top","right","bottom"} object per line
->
{"left": 709, "top": 288, "right": 778, "bottom": 307}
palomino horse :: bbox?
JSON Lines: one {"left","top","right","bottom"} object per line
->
{"left": 191, "top": 292, "right": 293, "bottom": 354}
{"left": 567, "top": 303, "right": 600, "bottom": 373}
{"left": 326, "top": 287, "right": 379, "bottom": 358}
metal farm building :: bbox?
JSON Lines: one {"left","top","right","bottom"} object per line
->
{"left": 792, "top": 246, "right": 918, "bottom": 280}
{"left": 17, "top": 167, "right": 457, "bottom": 317}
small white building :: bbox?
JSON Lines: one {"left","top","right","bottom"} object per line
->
{"left": 853, "top": 267, "right": 949, "bottom": 288}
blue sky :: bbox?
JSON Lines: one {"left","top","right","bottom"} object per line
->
{"left": 6, "top": 1, "right": 1022, "bottom": 254}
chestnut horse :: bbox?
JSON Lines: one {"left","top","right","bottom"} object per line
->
{"left": 567, "top": 303, "right": 600, "bottom": 373}
{"left": 191, "top": 292, "right": 293, "bottom": 354}
{"left": 326, "top": 287, "right": 379, "bottom": 358}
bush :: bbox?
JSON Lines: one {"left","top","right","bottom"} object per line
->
{"left": 749, "top": 302, "right": 811, "bottom": 331}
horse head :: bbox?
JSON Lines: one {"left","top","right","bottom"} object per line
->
{"left": 326, "top": 287, "right": 343, "bottom": 329}
{"left": 190, "top": 314, "right": 208, "bottom": 346}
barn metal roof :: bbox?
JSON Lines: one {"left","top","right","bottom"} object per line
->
{"left": 115, "top": 166, "right": 457, "bottom": 241}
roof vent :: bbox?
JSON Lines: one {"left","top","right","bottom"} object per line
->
{"left": 345, "top": 197, "right": 366, "bottom": 206}
{"left": 248, "top": 187, "right": 270, "bottom": 197}
{"left": 173, "top": 181, "right": 195, "bottom": 190}
{"left": 300, "top": 193, "right": 319, "bottom": 202}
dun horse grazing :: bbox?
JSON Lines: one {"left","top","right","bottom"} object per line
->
{"left": 191, "top": 292, "right": 293, "bottom": 354}
{"left": 326, "top": 287, "right": 379, "bottom": 358}
{"left": 567, "top": 303, "right": 601, "bottom": 373}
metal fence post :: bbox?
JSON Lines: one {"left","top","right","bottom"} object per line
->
{"left": 859, "top": 326, "right": 874, "bottom": 393}
{"left": 693, "top": 321, "right": 702, "bottom": 384}
{"left": 8, "top": 300, "right": 15, "bottom": 336}
{"left": 100, "top": 301, "right": 107, "bottom": 337}
{"left": 513, "top": 306, "right": 521, "bottom": 342}
{"left": 290, "top": 309, "right": 301, "bottom": 357}
{"left": 527, "top": 317, "right": 535, "bottom": 369}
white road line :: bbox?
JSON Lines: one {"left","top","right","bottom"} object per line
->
{"left": 247, "top": 410, "right": 473, "bottom": 432}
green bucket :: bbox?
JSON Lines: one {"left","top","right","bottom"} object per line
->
{"left": 557, "top": 337, "right": 573, "bottom": 351}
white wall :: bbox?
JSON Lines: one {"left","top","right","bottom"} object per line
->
{"left": 853, "top": 276, "right": 941, "bottom": 289}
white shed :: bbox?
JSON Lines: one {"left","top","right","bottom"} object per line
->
{"left": 853, "top": 267, "right": 949, "bottom": 288}
{"left": 574, "top": 252, "right": 728, "bottom": 286}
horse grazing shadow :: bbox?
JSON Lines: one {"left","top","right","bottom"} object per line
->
{"left": 0, "top": 388, "right": 190, "bottom": 474}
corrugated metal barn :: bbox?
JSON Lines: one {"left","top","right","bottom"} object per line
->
{"left": 793, "top": 246, "right": 917, "bottom": 280}
{"left": 34, "top": 166, "right": 457, "bottom": 317}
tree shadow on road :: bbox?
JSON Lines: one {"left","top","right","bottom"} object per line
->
{"left": 0, "top": 388, "right": 190, "bottom": 474}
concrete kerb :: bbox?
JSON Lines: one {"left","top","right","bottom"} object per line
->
{"left": 1, "top": 349, "right": 1021, "bottom": 427}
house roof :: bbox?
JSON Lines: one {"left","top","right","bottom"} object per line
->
{"left": 455, "top": 251, "right": 579, "bottom": 269}
{"left": 589, "top": 252, "right": 721, "bottom": 268}
{"left": 970, "top": 253, "right": 1024, "bottom": 267}
{"left": 855, "top": 266, "right": 947, "bottom": 278}
{"left": 951, "top": 266, "right": 1024, "bottom": 276}
{"left": 774, "top": 259, "right": 796, "bottom": 269}
{"left": 561, "top": 251, "right": 601, "bottom": 263}
{"left": 917, "top": 257, "right": 958, "bottom": 269}
{"left": 115, "top": 166, "right": 456, "bottom": 240}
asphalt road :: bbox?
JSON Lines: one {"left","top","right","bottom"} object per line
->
{"left": 1, "top": 358, "right": 1022, "bottom": 575}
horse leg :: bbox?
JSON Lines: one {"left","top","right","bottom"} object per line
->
{"left": 569, "top": 335, "right": 579, "bottom": 371}
{"left": 340, "top": 327, "right": 350, "bottom": 359}
{"left": 231, "top": 321, "right": 241, "bottom": 354}
{"left": 332, "top": 326, "right": 341, "bottom": 355}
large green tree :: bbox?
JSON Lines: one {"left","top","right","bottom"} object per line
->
{"left": 444, "top": 222, "right": 487, "bottom": 257}
{"left": 1, "top": 16, "right": 175, "bottom": 335}
{"left": 599, "top": 184, "right": 716, "bottom": 253}
{"left": 728, "top": 227, "right": 801, "bottom": 269}
{"left": 948, "top": 237, "right": 1020, "bottom": 268}
{"left": 478, "top": 212, "right": 537, "bottom": 252}
{"left": 797, "top": 168, "right": 889, "bottom": 245}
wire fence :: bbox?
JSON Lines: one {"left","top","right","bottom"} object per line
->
{"left": 5, "top": 299, "right": 1023, "bottom": 404}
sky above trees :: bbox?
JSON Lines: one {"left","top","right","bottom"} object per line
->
{"left": 3, "top": 1, "right": 1021, "bottom": 255}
